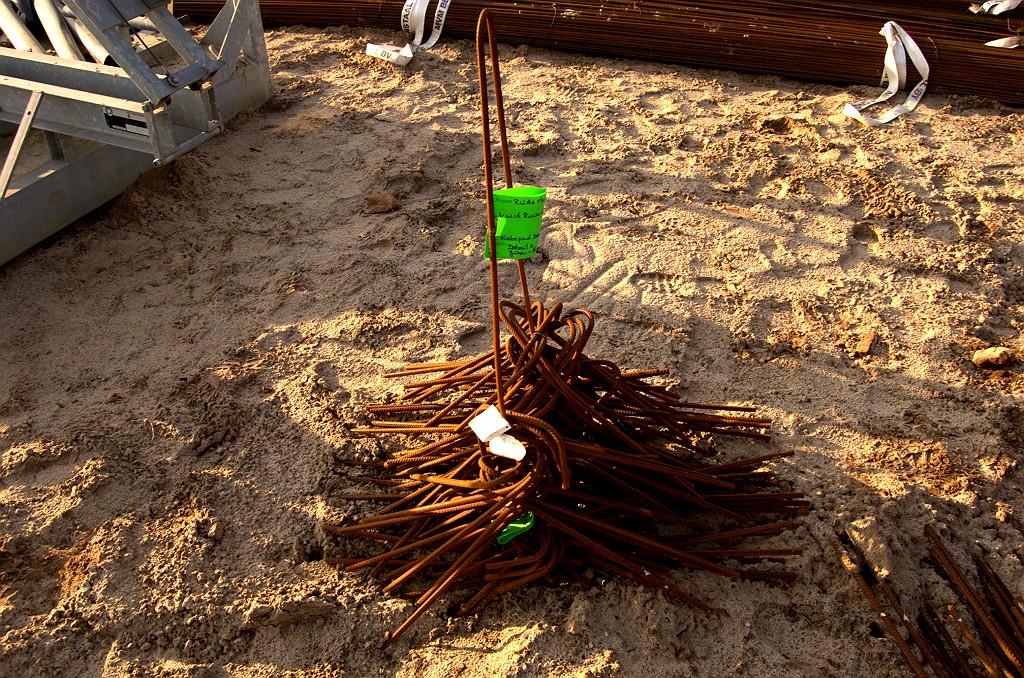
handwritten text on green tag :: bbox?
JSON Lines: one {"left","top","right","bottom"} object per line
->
{"left": 485, "top": 186, "right": 547, "bottom": 260}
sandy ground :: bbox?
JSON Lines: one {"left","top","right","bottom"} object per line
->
{"left": 2, "top": 23, "right": 1024, "bottom": 677}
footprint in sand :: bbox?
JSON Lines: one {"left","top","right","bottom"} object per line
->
{"left": 838, "top": 222, "right": 881, "bottom": 271}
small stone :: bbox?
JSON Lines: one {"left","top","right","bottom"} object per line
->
{"left": 243, "top": 604, "right": 273, "bottom": 628}
{"left": 565, "top": 596, "right": 591, "bottom": 635}
{"left": 208, "top": 523, "right": 225, "bottom": 541}
{"left": 363, "top": 193, "right": 400, "bottom": 214}
{"left": 846, "top": 516, "right": 892, "bottom": 580}
{"left": 853, "top": 331, "right": 876, "bottom": 357}
{"left": 972, "top": 346, "right": 1014, "bottom": 368}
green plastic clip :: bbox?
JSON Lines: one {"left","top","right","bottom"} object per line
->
{"left": 497, "top": 512, "right": 535, "bottom": 545}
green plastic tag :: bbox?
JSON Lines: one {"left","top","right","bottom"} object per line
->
{"left": 497, "top": 511, "right": 535, "bottom": 544}
{"left": 485, "top": 187, "right": 547, "bottom": 260}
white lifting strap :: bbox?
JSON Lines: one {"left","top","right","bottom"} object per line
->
{"left": 366, "top": 0, "right": 454, "bottom": 66}
{"left": 843, "top": 22, "right": 929, "bottom": 127}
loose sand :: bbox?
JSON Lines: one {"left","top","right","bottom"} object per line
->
{"left": 2, "top": 24, "right": 1023, "bottom": 677}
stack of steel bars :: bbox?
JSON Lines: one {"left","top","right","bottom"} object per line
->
{"left": 175, "top": 0, "right": 1024, "bottom": 103}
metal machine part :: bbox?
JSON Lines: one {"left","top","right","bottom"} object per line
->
{"left": 0, "top": 0, "right": 272, "bottom": 265}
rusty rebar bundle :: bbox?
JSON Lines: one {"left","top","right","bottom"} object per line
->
{"left": 327, "top": 298, "right": 806, "bottom": 642}
{"left": 835, "top": 526, "right": 1024, "bottom": 677}
{"left": 320, "top": 10, "right": 806, "bottom": 643}
{"left": 176, "top": 0, "right": 1024, "bottom": 104}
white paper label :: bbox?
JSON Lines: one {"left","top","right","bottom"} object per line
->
{"left": 469, "top": 405, "right": 511, "bottom": 443}
{"left": 489, "top": 433, "right": 526, "bottom": 461}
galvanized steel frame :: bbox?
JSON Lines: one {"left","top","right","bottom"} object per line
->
{"left": 0, "top": 0, "right": 272, "bottom": 265}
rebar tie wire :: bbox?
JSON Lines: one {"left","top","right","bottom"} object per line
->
{"left": 324, "top": 9, "right": 807, "bottom": 644}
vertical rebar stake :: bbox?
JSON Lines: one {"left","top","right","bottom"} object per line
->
{"left": 482, "top": 13, "right": 536, "bottom": 333}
